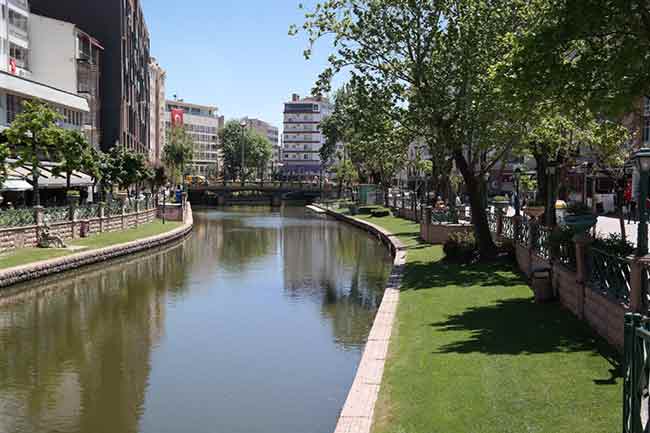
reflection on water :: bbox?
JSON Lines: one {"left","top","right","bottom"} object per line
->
{"left": 0, "top": 207, "right": 392, "bottom": 433}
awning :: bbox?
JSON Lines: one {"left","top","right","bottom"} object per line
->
{"left": 0, "top": 71, "right": 89, "bottom": 112}
{"left": 4, "top": 160, "right": 94, "bottom": 191}
{"left": 2, "top": 178, "right": 32, "bottom": 191}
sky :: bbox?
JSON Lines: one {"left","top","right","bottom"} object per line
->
{"left": 141, "top": 0, "right": 344, "bottom": 133}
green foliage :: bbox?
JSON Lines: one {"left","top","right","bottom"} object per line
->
{"left": 593, "top": 233, "right": 635, "bottom": 257}
{"left": 5, "top": 100, "right": 62, "bottom": 205}
{"left": 164, "top": 126, "right": 194, "bottom": 185}
{"left": 443, "top": 231, "right": 478, "bottom": 264}
{"left": 219, "top": 120, "right": 273, "bottom": 180}
{"left": 51, "top": 129, "right": 91, "bottom": 192}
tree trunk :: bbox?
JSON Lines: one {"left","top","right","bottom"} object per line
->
{"left": 66, "top": 172, "right": 72, "bottom": 204}
{"left": 453, "top": 151, "right": 497, "bottom": 258}
{"left": 535, "top": 154, "right": 548, "bottom": 205}
{"left": 33, "top": 171, "right": 40, "bottom": 207}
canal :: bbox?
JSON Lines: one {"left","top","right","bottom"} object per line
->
{"left": 0, "top": 207, "right": 393, "bottom": 433}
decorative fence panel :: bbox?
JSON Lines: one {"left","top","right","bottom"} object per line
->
{"left": 488, "top": 211, "right": 497, "bottom": 233}
{"left": 42, "top": 206, "right": 69, "bottom": 224}
{"left": 0, "top": 208, "right": 36, "bottom": 228}
{"left": 533, "top": 226, "right": 551, "bottom": 259}
{"left": 75, "top": 204, "right": 100, "bottom": 220}
{"left": 107, "top": 202, "right": 123, "bottom": 217}
{"left": 431, "top": 208, "right": 459, "bottom": 225}
{"left": 517, "top": 220, "right": 530, "bottom": 246}
{"left": 502, "top": 217, "right": 515, "bottom": 239}
{"left": 623, "top": 314, "right": 650, "bottom": 433}
{"left": 558, "top": 242, "right": 577, "bottom": 271}
{"left": 588, "top": 247, "right": 631, "bottom": 303}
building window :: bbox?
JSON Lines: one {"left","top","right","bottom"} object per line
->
{"left": 644, "top": 118, "right": 650, "bottom": 145}
{"left": 645, "top": 97, "right": 650, "bottom": 117}
{"left": 9, "top": 43, "right": 28, "bottom": 69}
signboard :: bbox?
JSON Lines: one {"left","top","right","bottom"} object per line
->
{"left": 171, "top": 109, "right": 184, "bottom": 127}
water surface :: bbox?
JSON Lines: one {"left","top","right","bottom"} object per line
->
{"left": 0, "top": 207, "right": 392, "bottom": 433}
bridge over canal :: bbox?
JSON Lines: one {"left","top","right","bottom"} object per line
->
{"left": 187, "top": 181, "right": 330, "bottom": 206}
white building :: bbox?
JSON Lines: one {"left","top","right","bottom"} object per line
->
{"left": 245, "top": 117, "right": 279, "bottom": 146}
{"left": 149, "top": 58, "right": 166, "bottom": 164}
{"left": 29, "top": 13, "right": 101, "bottom": 145}
{"left": 165, "top": 99, "right": 224, "bottom": 177}
{"left": 0, "top": 1, "right": 89, "bottom": 132}
{"left": 282, "top": 94, "right": 333, "bottom": 178}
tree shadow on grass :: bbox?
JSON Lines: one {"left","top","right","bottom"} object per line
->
{"left": 430, "top": 297, "right": 621, "bottom": 382}
{"left": 401, "top": 259, "right": 524, "bottom": 291}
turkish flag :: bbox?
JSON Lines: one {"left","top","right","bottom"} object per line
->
{"left": 9, "top": 58, "right": 16, "bottom": 75}
{"left": 171, "top": 109, "right": 184, "bottom": 127}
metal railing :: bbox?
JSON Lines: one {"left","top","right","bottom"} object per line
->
{"left": 502, "top": 216, "right": 515, "bottom": 239}
{"left": 533, "top": 226, "right": 551, "bottom": 259}
{"left": 623, "top": 314, "right": 650, "bottom": 433}
{"left": 0, "top": 208, "right": 36, "bottom": 228}
{"left": 588, "top": 247, "right": 632, "bottom": 303}
{"left": 42, "top": 206, "right": 69, "bottom": 224}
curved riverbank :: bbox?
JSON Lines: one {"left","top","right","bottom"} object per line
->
{"left": 0, "top": 204, "right": 194, "bottom": 290}
{"left": 312, "top": 206, "right": 406, "bottom": 433}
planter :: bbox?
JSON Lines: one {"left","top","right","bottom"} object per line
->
{"left": 564, "top": 214, "right": 597, "bottom": 235}
{"left": 524, "top": 206, "right": 545, "bottom": 219}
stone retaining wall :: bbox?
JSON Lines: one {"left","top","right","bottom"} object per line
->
{"left": 513, "top": 242, "right": 627, "bottom": 350}
{"left": 0, "top": 208, "right": 157, "bottom": 251}
{"left": 315, "top": 206, "right": 406, "bottom": 433}
{"left": 0, "top": 205, "right": 193, "bottom": 290}
{"left": 420, "top": 222, "right": 473, "bottom": 245}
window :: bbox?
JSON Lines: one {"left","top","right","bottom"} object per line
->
{"left": 304, "top": 154, "right": 309, "bottom": 160}
{"left": 8, "top": 9, "right": 27, "bottom": 34}
{"left": 644, "top": 118, "right": 650, "bottom": 145}
{"left": 645, "top": 97, "right": 650, "bottom": 116}
{"left": 9, "top": 42, "right": 28, "bottom": 69}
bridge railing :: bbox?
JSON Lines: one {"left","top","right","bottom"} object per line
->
{"left": 191, "top": 181, "right": 326, "bottom": 191}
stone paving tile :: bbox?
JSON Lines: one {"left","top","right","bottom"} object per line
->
{"left": 355, "top": 357, "right": 385, "bottom": 385}
{"left": 333, "top": 416, "right": 372, "bottom": 433}
{"left": 339, "top": 382, "right": 380, "bottom": 418}
{"left": 362, "top": 339, "right": 390, "bottom": 361}
{"left": 367, "top": 320, "right": 393, "bottom": 342}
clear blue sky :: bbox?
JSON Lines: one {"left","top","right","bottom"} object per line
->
{"left": 141, "top": 0, "right": 343, "bottom": 133}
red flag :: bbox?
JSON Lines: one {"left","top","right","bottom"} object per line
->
{"left": 171, "top": 109, "right": 184, "bottom": 127}
{"left": 9, "top": 58, "right": 16, "bottom": 75}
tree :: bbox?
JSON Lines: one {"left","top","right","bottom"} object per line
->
{"left": 0, "top": 138, "right": 11, "bottom": 191}
{"left": 164, "top": 126, "right": 194, "bottom": 187}
{"left": 81, "top": 147, "right": 105, "bottom": 201}
{"left": 297, "top": 0, "right": 523, "bottom": 257}
{"left": 52, "top": 129, "right": 91, "bottom": 199}
{"left": 333, "top": 157, "right": 358, "bottom": 197}
{"left": 220, "top": 120, "right": 254, "bottom": 181}
{"left": 248, "top": 132, "right": 273, "bottom": 181}
{"left": 502, "top": 0, "right": 650, "bottom": 116}
{"left": 5, "top": 100, "right": 62, "bottom": 206}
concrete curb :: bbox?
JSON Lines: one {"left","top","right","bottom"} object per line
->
{"left": 0, "top": 204, "right": 194, "bottom": 290}
{"left": 312, "top": 206, "right": 407, "bottom": 433}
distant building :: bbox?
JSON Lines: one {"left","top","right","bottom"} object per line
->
{"left": 165, "top": 99, "right": 224, "bottom": 177}
{"left": 149, "top": 59, "right": 166, "bottom": 164}
{"left": 29, "top": 13, "right": 103, "bottom": 148}
{"left": 30, "top": 0, "right": 151, "bottom": 154}
{"left": 0, "top": 0, "right": 89, "bottom": 131}
{"left": 282, "top": 94, "right": 333, "bottom": 178}
{"left": 245, "top": 118, "right": 279, "bottom": 146}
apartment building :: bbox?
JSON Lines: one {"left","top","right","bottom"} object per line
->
{"left": 245, "top": 118, "right": 279, "bottom": 146}
{"left": 149, "top": 58, "right": 166, "bottom": 164}
{"left": 282, "top": 94, "right": 333, "bottom": 178}
{"left": 30, "top": 0, "right": 151, "bottom": 155}
{"left": 0, "top": 0, "right": 89, "bottom": 131}
{"left": 165, "top": 100, "right": 224, "bottom": 177}
{"left": 29, "top": 14, "right": 103, "bottom": 148}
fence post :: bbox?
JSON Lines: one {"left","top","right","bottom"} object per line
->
{"left": 573, "top": 233, "right": 591, "bottom": 319}
{"left": 99, "top": 202, "right": 106, "bottom": 233}
{"left": 34, "top": 206, "right": 44, "bottom": 227}
{"left": 134, "top": 199, "right": 140, "bottom": 227}
{"left": 69, "top": 204, "right": 77, "bottom": 239}
{"left": 623, "top": 313, "right": 633, "bottom": 433}
{"left": 628, "top": 257, "right": 648, "bottom": 314}
{"left": 121, "top": 201, "right": 126, "bottom": 230}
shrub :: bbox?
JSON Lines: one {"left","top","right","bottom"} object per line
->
{"left": 444, "top": 231, "right": 478, "bottom": 264}
{"left": 358, "top": 206, "right": 376, "bottom": 214}
{"left": 592, "top": 233, "right": 635, "bottom": 256}
{"left": 548, "top": 226, "right": 576, "bottom": 254}
{"left": 566, "top": 202, "right": 592, "bottom": 215}
{"left": 371, "top": 209, "right": 390, "bottom": 218}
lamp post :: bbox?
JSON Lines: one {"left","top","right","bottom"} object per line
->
{"left": 514, "top": 167, "right": 522, "bottom": 217}
{"left": 581, "top": 161, "right": 593, "bottom": 205}
{"left": 634, "top": 148, "right": 650, "bottom": 256}
{"left": 239, "top": 119, "right": 247, "bottom": 186}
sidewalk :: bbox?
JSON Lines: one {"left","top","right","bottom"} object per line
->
{"left": 596, "top": 216, "right": 642, "bottom": 245}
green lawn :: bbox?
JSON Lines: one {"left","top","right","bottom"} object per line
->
{"left": 0, "top": 220, "right": 183, "bottom": 270}
{"left": 358, "top": 213, "right": 622, "bottom": 433}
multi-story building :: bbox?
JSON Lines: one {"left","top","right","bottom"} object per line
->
{"left": 29, "top": 14, "right": 103, "bottom": 148}
{"left": 0, "top": 0, "right": 89, "bottom": 131}
{"left": 245, "top": 118, "right": 279, "bottom": 146}
{"left": 30, "top": 0, "right": 151, "bottom": 154}
{"left": 165, "top": 100, "right": 224, "bottom": 177}
{"left": 149, "top": 58, "right": 166, "bottom": 164}
{"left": 282, "top": 94, "right": 333, "bottom": 178}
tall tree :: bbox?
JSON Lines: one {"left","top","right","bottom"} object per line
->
{"left": 219, "top": 120, "right": 259, "bottom": 181}
{"left": 5, "top": 100, "right": 62, "bottom": 206}
{"left": 296, "top": 0, "right": 523, "bottom": 256}
{"left": 52, "top": 129, "right": 91, "bottom": 199}
{"left": 164, "top": 126, "right": 194, "bottom": 187}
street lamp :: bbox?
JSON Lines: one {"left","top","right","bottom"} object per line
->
{"left": 634, "top": 148, "right": 650, "bottom": 256}
{"left": 514, "top": 167, "right": 522, "bottom": 217}
{"left": 239, "top": 119, "right": 247, "bottom": 185}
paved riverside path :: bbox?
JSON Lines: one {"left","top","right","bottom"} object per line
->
{"left": 595, "top": 215, "right": 643, "bottom": 245}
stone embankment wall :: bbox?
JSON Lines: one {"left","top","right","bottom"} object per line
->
{"left": 0, "top": 204, "right": 193, "bottom": 290}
